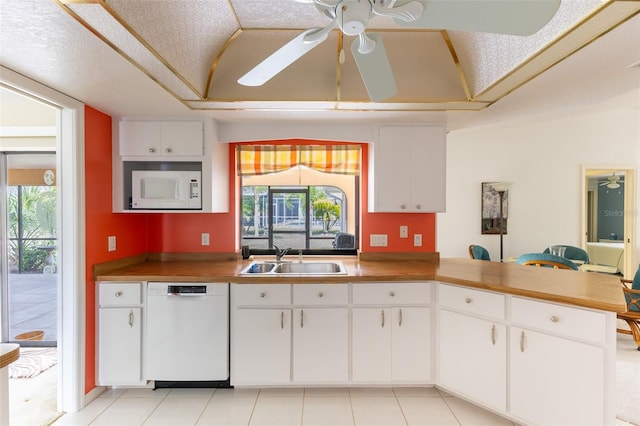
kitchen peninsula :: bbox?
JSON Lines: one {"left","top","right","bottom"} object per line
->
{"left": 95, "top": 254, "right": 625, "bottom": 425}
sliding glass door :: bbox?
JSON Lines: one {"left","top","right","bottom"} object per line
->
{"left": 1, "top": 153, "right": 57, "bottom": 346}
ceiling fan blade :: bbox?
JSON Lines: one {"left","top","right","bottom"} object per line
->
{"left": 238, "top": 28, "right": 329, "bottom": 86}
{"left": 351, "top": 33, "right": 397, "bottom": 102}
{"left": 394, "top": 0, "right": 561, "bottom": 36}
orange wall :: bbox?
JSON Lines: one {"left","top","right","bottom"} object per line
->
{"left": 84, "top": 106, "right": 149, "bottom": 393}
{"left": 83, "top": 117, "right": 436, "bottom": 395}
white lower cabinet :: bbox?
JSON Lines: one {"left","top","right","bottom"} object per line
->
{"left": 509, "top": 326, "right": 605, "bottom": 425}
{"left": 352, "top": 283, "right": 432, "bottom": 383}
{"left": 352, "top": 307, "right": 431, "bottom": 382}
{"left": 232, "top": 309, "right": 291, "bottom": 384}
{"left": 438, "top": 309, "right": 506, "bottom": 411}
{"left": 436, "top": 284, "right": 615, "bottom": 426}
{"left": 292, "top": 308, "right": 349, "bottom": 383}
{"left": 97, "top": 282, "right": 144, "bottom": 386}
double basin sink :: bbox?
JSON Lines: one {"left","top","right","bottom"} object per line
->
{"left": 240, "top": 260, "right": 347, "bottom": 276}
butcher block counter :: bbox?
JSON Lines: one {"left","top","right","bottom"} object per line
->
{"left": 94, "top": 252, "right": 625, "bottom": 312}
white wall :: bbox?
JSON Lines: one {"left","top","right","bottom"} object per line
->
{"left": 438, "top": 96, "right": 640, "bottom": 270}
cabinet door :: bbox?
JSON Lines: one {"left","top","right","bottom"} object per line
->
{"left": 119, "top": 121, "right": 161, "bottom": 156}
{"left": 510, "top": 327, "right": 605, "bottom": 425}
{"left": 232, "top": 309, "right": 291, "bottom": 385}
{"left": 352, "top": 308, "right": 392, "bottom": 382}
{"left": 371, "top": 126, "right": 446, "bottom": 212}
{"left": 391, "top": 307, "right": 432, "bottom": 382}
{"left": 98, "top": 307, "right": 142, "bottom": 385}
{"left": 160, "top": 121, "right": 203, "bottom": 156}
{"left": 439, "top": 310, "right": 506, "bottom": 411}
{"left": 292, "top": 308, "right": 348, "bottom": 383}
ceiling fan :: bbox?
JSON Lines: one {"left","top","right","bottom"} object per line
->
{"left": 237, "top": 0, "right": 561, "bottom": 102}
{"left": 600, "top": 173, "right": 625, "bottom": 189}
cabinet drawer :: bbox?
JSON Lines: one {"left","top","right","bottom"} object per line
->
{"left": 511, "top": 297, "right": 606, "bottom": 344}
{"left": 98, "top": 282, "right": 142, "bottom": 307}
{"left": 293, "top": 284, "right": 348, "bottom": 306}
{"left": 234, "top": 284, "right": 290, "bottom": 306}
{"left": 353, "top": 282, "right": 431, "bottom": 305}
{"left": 439, "top": 284, "right": 505, "bottom": 320}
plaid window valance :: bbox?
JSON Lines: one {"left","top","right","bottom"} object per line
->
{"left": 237, "top": 145, "right": 360, "bottom": 176}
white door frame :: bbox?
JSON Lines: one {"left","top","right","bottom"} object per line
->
{"left": 1, "top": 66, "right": 86, "bottom": 413}
{"left": 581, "top": 164, "right": 636, "bottom": 278}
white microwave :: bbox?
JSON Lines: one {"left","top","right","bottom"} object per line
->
{"left": 131, "top": 170, "right": 201, "bottom": 210}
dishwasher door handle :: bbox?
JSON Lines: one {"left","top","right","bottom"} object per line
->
{"left": 167, "top": 293, "right": 207, "bottom": 297}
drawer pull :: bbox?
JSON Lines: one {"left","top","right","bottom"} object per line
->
{"left": 300, "top": 310, "right": 304, "bottom": 328}
{"left": 318, "top": 292, "right": 324, "bottom": 298}
{"left": 399, "top": 308, "right": 403, "bottom": 327}
{"left": 520, "top": 331, "right": 526, "bottom": 352}
{"left": 491, "top": 324, "right": 496, "bottom": 345}
{"left": 165, "top": 147, "right": 172, "bottom": 153}
{"left": 464, "top": 297, "right": 472, "bottom": 304}
{"left": 550, "top": 315, "right": 559, "bottom": 323}
{"left": 128, "top": 310, "right": 134, "bottom": 328}
{"left": 115, "top": 291, "right": 122, "bottom": 297}
{"left": 260, "top": 292, "right": 266, "bottom": 298}
{"left": 389, "top": 291, "right": 395, "bottom": 297}
{"left": 148, "top": 148, "right": 155, "bottom": 153}
{"left": 401, "top": 204, "right": 407, "bottom": 210}
{"left": 381, "top": 309, "right": 385, "bottom": 328}
{"left": 416, "top": 204, "right": 422, "bottom": 209}
{"left": 281, "top": 311, "right": 284, "bottom": 330}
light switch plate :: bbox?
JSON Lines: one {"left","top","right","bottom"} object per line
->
{"left": 201, "top": 233, "right": 210, "bottom": 246}
{"left": 400, "top": 226, "right": 408, "bottom": 238}
{"left": 414, "top": 234, "right": 422, "bottom": 247}
{"left": 370, "top": 234, "right": 388, "bottom": 247}
{"left": 108, "top": 236, "right": 116, "bottom": 252}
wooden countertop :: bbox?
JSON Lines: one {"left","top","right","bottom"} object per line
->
{"left": 0, "top": 343, "right": 19, "bottom": 369}
{"left": 95, "top": 254, "right": 626, "bottom": 312}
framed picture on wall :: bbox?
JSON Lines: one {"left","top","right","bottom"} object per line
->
{"left": 481, "top": 182, "right": 508, "bottom": 234}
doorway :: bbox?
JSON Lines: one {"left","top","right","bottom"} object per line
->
{"left": 1, "top": 153, "right": 58, "bottom": 346}
{"left": 582, "top": 166, "right": 635, "bottom": 278}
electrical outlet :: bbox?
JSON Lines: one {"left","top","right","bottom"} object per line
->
{"left": 201, "top": 233, "right": 210, "bottom": 246}
{"left": 108, "top": 236, "right": 116, "bottom": 252}
{"left": 370, "top": 234, "right": 388, "bottom": 247}
{"left": 400, "top": 225, "right": 408, "bottom": 238}
{"left": 414, "top": 234, "right": 422, "bottom": 247}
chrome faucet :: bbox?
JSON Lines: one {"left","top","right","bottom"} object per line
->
{"left": 273, "top": 245, "right": 290, "bottom": 262}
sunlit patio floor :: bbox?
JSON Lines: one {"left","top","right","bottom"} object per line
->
{"left": 7, "top": 272, "right": 57, "bottom": 343}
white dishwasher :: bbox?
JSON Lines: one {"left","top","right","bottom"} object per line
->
{"left": 146, "top": 282, "right": 229, "bottom": 386}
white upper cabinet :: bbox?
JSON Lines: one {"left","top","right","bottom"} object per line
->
{"left": 369, "top": 125, "right": 446, "bottom": 212}
{"left": 119, "top": 121, "right": 203, "bottom": 157}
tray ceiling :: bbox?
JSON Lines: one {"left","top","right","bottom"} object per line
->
{"left": 48, "top": 0, "right": 639, "bottom": 113}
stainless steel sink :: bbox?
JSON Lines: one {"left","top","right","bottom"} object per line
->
{"left": 240, "top": 261, "right": 347, "bottom": 276}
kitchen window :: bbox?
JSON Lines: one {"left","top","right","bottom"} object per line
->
{"left": 238, "top": 144, "right": 360, "bottom": 254}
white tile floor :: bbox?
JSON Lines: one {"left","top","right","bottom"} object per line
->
{"left": 52, "top": 387, "right": 519, "bottom": 426}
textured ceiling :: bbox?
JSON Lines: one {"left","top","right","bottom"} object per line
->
{"left": 54, "top": 0, "right": 637, "bottom": 110}
{"left": 0, "top": 0, "right": 638, "bottom": 127}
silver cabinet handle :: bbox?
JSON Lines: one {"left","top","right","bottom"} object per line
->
{"left": 281, "top": 311, "right": 284, "bottom": 330}
{"left": 389, "top": 291, "right": 395, "bottom": 297}
{"left": 381, "top": 309, "right": 385, "bottom": 328}
{"left": 165, "top": 148, "right": 172, "bottom": 153}
{"left": 464, "top": 297, "right": 472, "bottom": 303}
{"left": 128, "top": 310, "right": 134, "bottom": 328}
{"left": 115, "top": 291, "right": 122, "bottom": 297}
{"left": 318, "top": 292, "right": 324, "bottom": 298}
{"left": 491, "top": 324, "right": 496, "bottom": 345}
{"left": 401, "top": 204, "right": 407, "bottom": 209}
{"left": 520, "top": 331, "right": 526, "bottom": 352}
{"left": 399, "top": 308, "right": 403, "bottom": 327}
{"left": 300, "top": 310, "right": 304, "bottom": 328}
{"left": 148, "top": 147, "right": 155, "bottom": 153}
{"left": 550, "top": 315, "right": 559, "bottom": 323}
{"left": 260, "top": 292, "right": 266, "bottom": 298}
{"left": 416, "top": 204, "right": 422, "bottom": 209}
